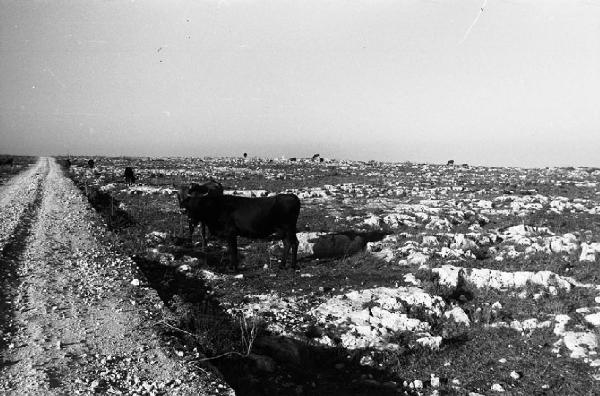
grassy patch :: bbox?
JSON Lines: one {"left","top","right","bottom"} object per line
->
{"left": 382, "top": 326, "right": 597, "bottom": 395}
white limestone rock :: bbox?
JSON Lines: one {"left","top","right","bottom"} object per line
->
{"left": 562, "top": 332, "right": 598, "bottom": 359}
{"left": 444, "top": 306, "right": 470, "bottom": 326}
{"left": 407, "top": 251, "right": 429, "bottom": 266}
{"left": 416, "top": 335, "right": 442, "bottom": 350}
{"left": 433, "top": 265, "right": 577, "bottom": 292}
{"left": 585, "top": 313, "right": 600, "bottom": 327}
{"left": 580, "top": 242, "right": 600, "bottom": 262}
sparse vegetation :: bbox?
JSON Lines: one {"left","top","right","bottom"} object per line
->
{"left": 52, "top": 156, "right": 600, "bottom": 395}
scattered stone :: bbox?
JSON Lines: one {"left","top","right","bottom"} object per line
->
{"left": 442, "top": 306, "right": 471, "bottom": 339}
{"left": 176, "top": 264, "right": 191, "bottom": 273}
{"left": 416, "top": 335, "right": 442, "bottom": 350}
{"left": 359, "top": 355, "right": 375, "bottom": 366}
{"left": 585, "top": 313, "right": 600, "bottom": 327}
{"left": 407, "top": 251, "right": 429, "bottom": 266}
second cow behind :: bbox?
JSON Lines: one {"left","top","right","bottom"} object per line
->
{"left": 124, "top": 167, "right": 136, "bottom": 185}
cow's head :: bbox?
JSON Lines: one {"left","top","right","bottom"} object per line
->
{"left": 188, "top": 183, "right": 210, "bottom": 197}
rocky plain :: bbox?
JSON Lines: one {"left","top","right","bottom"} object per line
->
{"left": 2, "top": 155, "right": 600, "bottom": 395}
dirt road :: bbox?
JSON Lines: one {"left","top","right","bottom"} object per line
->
{"left": 0, "top": 158, "right": 231, "bottom": 395}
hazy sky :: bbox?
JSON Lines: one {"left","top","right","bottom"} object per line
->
{"left": 1, "top": 0, "right": 599, "bottom": 167}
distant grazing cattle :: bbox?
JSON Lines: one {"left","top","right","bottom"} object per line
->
{"left": 289, "top": 157, "right": 297, "bottom": 162}
{"left": 461, "top": 163, "right": 469, "bottom": 168}
{"left": 178, "top": 192, "right": 301, "bottom": 270}
{"left": 0, "top": 158, "right": 14, "bottom": 167}
{"left": 88, "top": 159, "right": 95, "bottom": 168}
{"left": 124, "top": 167, "right": 136, "bottom": 185}
{"left": 447, "top": 160, "right": 455, "bottom": 166}
{"left": 319, "top": 157, "right": 324, "bottom": 163}
{"left": 178, "top": 180, "right": 224, "bottom": 246}
{"left": 311, "top": 153, "right": 320, "bottom": 161}
{"left": 58, "top": 159, "right": 71, "bottom": 169}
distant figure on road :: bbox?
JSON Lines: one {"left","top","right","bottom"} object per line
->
{"left": 124, "top": 167, "right": 136, "bottom": 185}
{"left": 447, "top": 160, "right": 455, "bottom": 166}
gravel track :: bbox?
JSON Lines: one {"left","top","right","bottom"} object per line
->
{"left": 0, "top": 158, "right": 231, "bottom": 395}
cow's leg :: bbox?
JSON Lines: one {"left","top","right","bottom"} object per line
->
{"left": 188, "top": 219, "right": 197, "bottom": 244}
{"left": 201, "top": 222, "right": 207, "bottom": 248}
{"left": 228, "top": 236, "right": 238, "bottom": 271}
{"left": 290, "top": 233, "right": 299, "bottom": 269}
{"left": 281, "top": 239, "right": 290, "bottom": 269}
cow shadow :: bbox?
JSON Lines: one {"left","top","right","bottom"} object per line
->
{"left": 132, "top": 255, "right": 417, "bottom": 396}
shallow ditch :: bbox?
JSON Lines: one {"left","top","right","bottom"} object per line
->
{"left": 133, "top": 255, "right": 415, "bottom": 396}
{"left": 70, "top": 181, "right": 134, "bottom": 230}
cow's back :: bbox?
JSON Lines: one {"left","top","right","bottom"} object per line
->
{"left": 222, "top": 195, "right": 299, "bottom": 238}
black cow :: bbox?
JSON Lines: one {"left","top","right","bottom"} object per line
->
{"left": 88, "top": 159, "right": 95, "bottom": 168}
{"left": 124, "top": 167, "right": 136, "bottom": 185}
{"left": 178, "top": 180, "right": 224, "bottom": 246}
{"left": 188, "top": 180, "right": 223, "bottom": 198}
{"left": 178, "top": 193, "right": 301, "bottom": 270}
